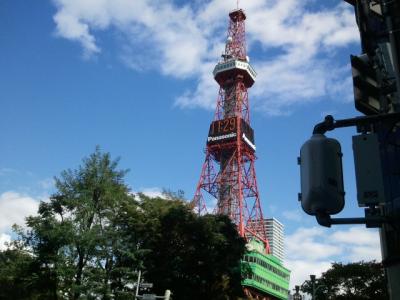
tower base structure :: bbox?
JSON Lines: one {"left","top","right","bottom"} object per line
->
{"left": 243, "top": 287, "right": 281, "bottom": 300}
{"left": 242, "top": 240, "right": 290, "bottom": 300}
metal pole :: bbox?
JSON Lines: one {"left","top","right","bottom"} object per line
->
{"left": 293, "top": 285, "right": 302, "bottom": 300}
{"left": 381, "top": 0, "right": 400, "bottom": 109}
{"left": 135, "top": 270, "right": 141, "bottom": 299}
{"left": 378, "top": 126, "right": 400, "bottom": 300}
{"left": 310, "top": 275, "right": 316, "bottom": 300}
{"left": 377, "top": 1, "right": 400, "bottom": 293}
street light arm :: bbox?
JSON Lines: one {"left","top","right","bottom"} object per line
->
{"left": 312, "top": 113, "right": 400, "bottom": 135}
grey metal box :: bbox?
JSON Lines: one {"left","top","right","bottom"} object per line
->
{"left": 353, "top": 133, "right": 385, "bottom": 206}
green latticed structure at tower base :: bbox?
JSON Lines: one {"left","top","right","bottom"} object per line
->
{"left": 242, "top": 240, "right": 291, "bottom": 300}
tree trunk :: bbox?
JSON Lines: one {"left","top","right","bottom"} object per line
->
{"left": 73, "top": 248, "right": 85, "bottom": 300}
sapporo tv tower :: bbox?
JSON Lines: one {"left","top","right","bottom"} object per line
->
{"left": 191, "top": 6, "right": 290, "bottom": 300}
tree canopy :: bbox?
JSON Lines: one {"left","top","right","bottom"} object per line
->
{"left": 300, "top": 261, "right": 388, "bottom": 300}
{"left": 1, "top": 148, "right": 246, "bottom": 300}
{"left": 142, "top": 205, "right": 245, "bottom": 300}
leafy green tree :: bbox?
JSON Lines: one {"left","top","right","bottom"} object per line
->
{"left": 140, "top": 203, "right": 246, "bottom": 300}
{"left": 3, "top": 148, "right": 248, "bottom": 300}
{"left": 0, "top": 248, "right": 39, "bottom": 300}
{"left": 16, "top": 147, "right": 137, "bottom": 299}
{"left": 300, "top": 261, "right": 388, "bottom": 300}
{"left": 109, "top": 193, "right": 186, "bottom": 299}
{"left": 105, "top": 191, "right": 247, "bottom": 300}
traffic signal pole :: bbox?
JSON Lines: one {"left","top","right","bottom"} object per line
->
{"left": 382, "top": 0, "right": 400, "bottom": 110}
{"left": 301, "top": 112, "right": 400, "bottom": 300}
{"left": 381, "top": 206, "right": 400, "bottom": 299}
{"left": 299, "top": 1, "right": 400, "bottom": 298}
{"left": 377, "top": 1, "right": 400, "bottom": 296}
{"left": 300, "top": 111, "right": 400, "bottom": 299}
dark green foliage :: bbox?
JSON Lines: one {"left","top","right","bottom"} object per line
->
{"left": 142, "top": 205, "right": 246, "bottom": 300}
{"left": 300, "top": 261, "right": 389, "bottom": 300}
{"left": 0, "top": 248, "right": 37, "bottom": 300}
{"left": 0, "top": 148, "right": 247, "bottom": 300}
{"left": 10, "top": 147, "right": 136, "bottom": 299}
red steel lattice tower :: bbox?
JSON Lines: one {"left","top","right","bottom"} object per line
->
{"left": 192, "top": 8, "right": 270, "bottom": 253}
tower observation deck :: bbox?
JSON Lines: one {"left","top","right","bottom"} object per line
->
{"left": 191, "top": 8, "right": 290, "bottom": 300}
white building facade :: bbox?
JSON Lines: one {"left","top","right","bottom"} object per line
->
{"left": 264, "top": 218, "right": 285, "bottom": 262}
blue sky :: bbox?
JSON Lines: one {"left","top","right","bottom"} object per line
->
{"left": 0, "top": 0, "right": 381, "bottom": 291}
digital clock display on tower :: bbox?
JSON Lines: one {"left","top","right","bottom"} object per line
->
{"left": 207, "top": 117, "right": 255, "bottom": 151}
{"left": 209, "top": 117, "right": 237, "bottom": 136}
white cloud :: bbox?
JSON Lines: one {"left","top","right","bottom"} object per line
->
{"left": 175, "top": 62, "right": 220, "bottom": 109}
{"left": 286, "top": 227, "right": 343, "bottom": 261}
{"left": 51, "top": 0, "right": 359, "bottom": 115}
{"left": 0, "top": 191, "right": 39, "bottom": 232}
{"left": 282, "top": 209, "right": 303, "bottom": 222}
{"left": 348, "top": 245, "right": 381, "bottom": 261}
{"left": 0, "top": 233, "right": 11, "bottom": 251}
{"left": 39, "top": 178, "right": 55, "bottom": 190}
{"left": 53, "top": 9, "right": 100, "bottom": 57}
{"left": 52, "top": 0, "right": 209, "bottom": 77}
{"left": 331, "top": 227, "right": 381, "bottom": 261}
{"left": 246, "top": 1, "right": 358, "bottom": 114}
{"left": 286, "top": 259, "right": 332, "bottom": 291}
{"left": 331, "top": 226, "right": 380, "bottom": 246}
{"left": 286, "top": 226, "right": 381, "bottom": 289}
{"left": 137, "top": 187, "right": 164, "bottom": 198}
